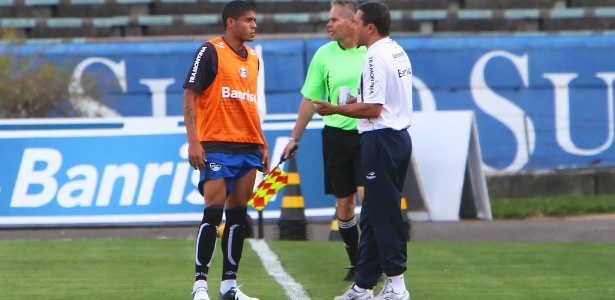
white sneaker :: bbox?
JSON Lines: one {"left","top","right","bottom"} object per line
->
{"left": 218, "top": 286, "right": 259, "bottom": 300}
{"left": 334, "top": 284, "right": 374, "bottom": 300}
{"left": 193, "top": 287, "right": 211, "bottom": 300}
{"left": 373, "top": 282, "right": 410, "bottom": 300}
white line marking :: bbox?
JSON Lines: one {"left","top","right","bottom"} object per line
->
{"left": 248, "top": 239, "right": 311, "bottom": 300}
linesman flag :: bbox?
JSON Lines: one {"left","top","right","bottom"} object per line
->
{"left": 248, "top": 166, "right": 288, "bottom": 211}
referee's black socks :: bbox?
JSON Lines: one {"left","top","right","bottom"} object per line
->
{"left": 338, "top": 216, "right": 359, "bottom": 267}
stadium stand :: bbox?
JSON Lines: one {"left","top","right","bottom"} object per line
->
{"left": 1, "top": 0, "right": 615, "bottom": 39}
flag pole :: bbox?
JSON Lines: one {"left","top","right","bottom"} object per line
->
{"left": 258, "top": 210, "right": 264, "bottom": 239}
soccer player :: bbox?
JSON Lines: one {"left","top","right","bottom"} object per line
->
{"left": 312, "top": 2, "right": 413, "bottom": 299}
{"left": 182, "top": 1, "right": 268, "bottom": 300}
{"left": 281, "top": 0, "right": 366, "bottom": 282}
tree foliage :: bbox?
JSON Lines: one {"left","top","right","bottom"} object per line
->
{"left": 0, "top": 34, "right": 107, "bottom": 118}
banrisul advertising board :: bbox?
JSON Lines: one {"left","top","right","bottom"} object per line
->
{"left": 0, "top": 118, "right": 327, "bottom": 226}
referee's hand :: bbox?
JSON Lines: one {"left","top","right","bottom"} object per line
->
{"left": 281, "top": 141, "right": 299, "bottom": 161}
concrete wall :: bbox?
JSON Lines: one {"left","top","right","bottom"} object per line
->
{"left": 486, "top": 168, "right": 615, "bottom": 199}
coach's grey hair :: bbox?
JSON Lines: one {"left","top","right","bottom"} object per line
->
{"left": 331, "top": 0, "right": 360, "bottom": 18}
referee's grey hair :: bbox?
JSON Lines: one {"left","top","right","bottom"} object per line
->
{"left": 331, "top": 0, "right": 360, "bottom": 18}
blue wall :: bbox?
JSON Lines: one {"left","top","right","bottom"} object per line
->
{"left": 3, "top": 33, "right": 615, "bottom": 172}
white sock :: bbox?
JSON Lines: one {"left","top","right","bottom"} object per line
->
{"left": 193, "top": 280, "right": 207, "bottom": 293}
{"left": 220, "top": 279, "right": 237, "bottom": 294}
{"left": 352, "top": 284, "right": 366, "bottom": 293}
{"left": 388, "top": 274, "right": 407, "bottom": 294}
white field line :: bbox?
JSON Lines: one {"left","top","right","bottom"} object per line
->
{"left": 248, "top": 239, "right": 311, "bottom": 300}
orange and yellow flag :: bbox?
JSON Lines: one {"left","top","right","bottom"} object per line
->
{"left": 248, "top": 166, "right": 288, "bottom": 211}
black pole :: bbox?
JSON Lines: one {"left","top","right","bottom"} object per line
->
{"left": 258, "top": 210, "right": 264, "bottom": 239}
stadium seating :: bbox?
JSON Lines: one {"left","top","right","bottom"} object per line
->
{"left": 1, "top": 0, "right": 615, "bottom": 39}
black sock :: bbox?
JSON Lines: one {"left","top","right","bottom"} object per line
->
{"left": 221, "top": 206, "right": 247, "bottom": 281}
{"left": 338, "top": 216, "right": 359, "bottom": 267}
{"left": 195, "top": 205, "right": 223, "bottom": 281}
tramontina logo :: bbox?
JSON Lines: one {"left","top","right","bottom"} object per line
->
{"left": 239, "top": 66, "right": 248, "bottom": 78}
{"left": 209, "top": 162, "right": 222, "bottom": 172}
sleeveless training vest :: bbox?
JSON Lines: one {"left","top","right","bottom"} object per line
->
{"left": 195, "top": 37, "right": 263, "bottom": 145}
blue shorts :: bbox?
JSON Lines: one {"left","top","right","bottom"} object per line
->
{"left": 198, "top": 152, "right": 263, "bottom": 196}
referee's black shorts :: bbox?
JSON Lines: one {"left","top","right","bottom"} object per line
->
{"left": 321, "top": 125, "right": 363, "bottom": 198}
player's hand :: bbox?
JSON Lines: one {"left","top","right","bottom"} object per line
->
{"left": 312, "top": 100, "right": 337, "bottom": 116}
{"left": 188, "top": 140, "right": 206, "bottom": 170}
{"left": 346, "top": 96, "right": 358, "bottom": 104}
{"left": 281, "top": 139, "right": 299, "bottom": 161}
{"left": 259, "top": 145, "right": 270, "bottom": 174}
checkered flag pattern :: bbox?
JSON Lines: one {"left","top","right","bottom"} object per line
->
{"left": 248, "top": 166, "right": 288, "bottom": 211}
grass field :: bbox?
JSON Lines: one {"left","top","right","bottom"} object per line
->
{"left": 491, "top": 195, "right": 615, "bottom": 219}
{"left": 1, "top": 239, "right": 614, "bottom": 299}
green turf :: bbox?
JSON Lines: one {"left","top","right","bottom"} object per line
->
{"left": 0, "top": 238, "right": 286, "bottom": 299}
{"left": 270, "top": 241, "right": 615, "bottom": 299}
{"left": 491, "top": 195, "right": 615, "bottom": 219}
{"left": 1, "top": 239, "right": 614, "bottom": 299}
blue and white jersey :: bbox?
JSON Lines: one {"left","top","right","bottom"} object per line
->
{"left": 357, "top": 38, "right": 413, "bottom": 133}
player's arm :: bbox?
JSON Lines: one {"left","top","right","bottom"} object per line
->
{"left": 183, "top": 89, "right": 204, "bottom": 170}
{"left": 182, "top": 43, "right": 217, "bottom": 171}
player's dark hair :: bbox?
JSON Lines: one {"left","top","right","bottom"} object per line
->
{"left": 331, "top": 0, "right": 360, "bottom": 18}
{"left": 222, "top": 0, "right": 256, "bottom": 29}
{"left": 359, "top": 1, "right": 391, "bottom": 37}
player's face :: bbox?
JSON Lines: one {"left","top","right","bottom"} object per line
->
{"left": 233, "top": 10, "right": 257, "bottom": 42}
{"left": 327, "top": 4, "right": 353, "bottom": 42}
{"left": 353, "top": 10, "right": 367, "bottom": 47}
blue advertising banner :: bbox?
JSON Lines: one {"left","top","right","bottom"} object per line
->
{"left": 1, "top": 34, "right": 614, "bottom": 171}
{"left": 0, "top": 118, "right": 329, "bottom": 226}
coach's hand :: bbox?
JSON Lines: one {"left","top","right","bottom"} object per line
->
{"left": 312, "top": 100, "right": 337, "bottom": 116}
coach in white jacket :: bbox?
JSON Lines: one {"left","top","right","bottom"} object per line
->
{"left": 312, "top": 2, "right": 413, "bottom": 300}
